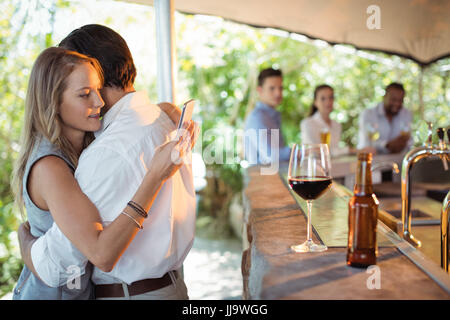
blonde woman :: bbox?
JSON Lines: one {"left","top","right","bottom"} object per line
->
{"left": 12, "top": 47, "right": 195, "bottom": 299}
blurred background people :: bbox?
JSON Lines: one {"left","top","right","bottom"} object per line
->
{"left": 357, "top": 82, "right": 412, "bottom": 154}
{"left": 300, "top": 84, "right": 351, "bottom": 156}
{"left": 244, "top": 68, "right": 291, "bottom": 165}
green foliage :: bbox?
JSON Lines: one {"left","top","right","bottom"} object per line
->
{"left": 0, "top": 0, "right": 64, "bottom": 298}
{"left": 0, "top": 202, "right": 23, "bottom": 295}
{"left": 0, "top": 1, "right": 29, "bottom": 298}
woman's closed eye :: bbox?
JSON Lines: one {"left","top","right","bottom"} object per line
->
{"left": 79, "top": 91, "right": 90, "bottom": 98}
{"left": 78, "top": 86, "right": 102, "bottom": 99}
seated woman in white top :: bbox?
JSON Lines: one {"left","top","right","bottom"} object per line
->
{"left": 300, "top": 84, "right": 351, "bottom": 157}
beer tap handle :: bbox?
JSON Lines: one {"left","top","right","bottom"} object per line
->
{"left": 437, "top": 128, "right": 448, "bottom": 171}
{"left": 426, "top": 122, "right": 433, "bottom": 147}
{"left": 437, "top": 127, "right": 445, "bottom": 147}
{"left": 447, "top": 127, "right": 450, "bottom": 162}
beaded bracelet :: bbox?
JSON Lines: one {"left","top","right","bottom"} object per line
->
{"left": 127, "top": 201, "right": 148, "bottom": 219}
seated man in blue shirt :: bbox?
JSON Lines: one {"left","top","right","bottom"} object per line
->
{"left": 244, "top": 68, "right": 291, "bottom": 170}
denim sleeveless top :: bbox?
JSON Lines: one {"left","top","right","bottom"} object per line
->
{"left": 13, "top": 137, "right": 93, "bottom": 300}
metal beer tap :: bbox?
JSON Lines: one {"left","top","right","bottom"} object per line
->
{"left": 372, "top": 161, "right": 400, "bottom": 174}
{"left": 442, "top": 190, "right": 450, "bottom": 273}
{"left": 401, "top": 123, "right": 450, "bottom": 247}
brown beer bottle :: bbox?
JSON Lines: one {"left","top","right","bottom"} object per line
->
{"left": 347, "top": 152, "right": 379, "bottom": 268}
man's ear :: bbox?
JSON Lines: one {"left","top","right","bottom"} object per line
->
{"left": 256, "top": 86, "right": 262, "bottom": 95}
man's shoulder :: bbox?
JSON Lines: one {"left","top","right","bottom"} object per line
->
{"left": 368, "top": 104, "right": 380, "bottom": 112}
{"left": 77, "top": 102, "right": 174, "bottom": 171}
{"left": 134, "top": 101, "right": 175, "bottom": 132}
{"left": 245, "top": 106, "right": 273, "bottom": 126}
{"left": 99, "top": 102, "right": 174, "bottom": 142}
{"left": 400, "top": 106, "right": 412, "bottom": 117}
{"left": 247, "top": 106, "right": 262, "bottom": 118}
{"left": 253, "top": 105, "right": 275, "bottom": 118}
{"left": 361, "top": 104, "right": 379, "bottom": 117}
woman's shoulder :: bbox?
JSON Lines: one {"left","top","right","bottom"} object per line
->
{"left": 24, "top": 141, "right": 77, "bottom": 219}
{"left": 24, "top": 137, "right": 76, "bottom": 191}
{"left": 28, "top": 137, "right": 75, "bottom": 171}
{"left": 32, "top": 137, "right": 59, "bottom": 155}
{"left": 331, "top": 119, "right": 342, "bottom": 128}
{"left": 26, "top": 155, "right": 77, "bottom": 210}
{"left": 31, "top": 154, "right": 73, "bottom": 181}
{"left": 300, "top": 115, "right": 315, "bottom": 127}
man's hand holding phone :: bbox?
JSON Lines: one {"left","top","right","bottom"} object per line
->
{"left": 176, "top": 99, "right": 195, "bottom": 139}
{"left": 170, "top": 99, "right": 199, "bottom": 164}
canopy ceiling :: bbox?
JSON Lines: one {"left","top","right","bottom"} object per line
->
{"left": 123, "top": 0, "right": 450, "bottom": 66}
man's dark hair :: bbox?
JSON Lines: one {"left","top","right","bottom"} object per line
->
{"left": 59, "top": 24, "right": 136, "bottom": 89}
{"left": 385, "top": 82, "right": 405, "bottom": 94}
{"left": 257, "top": 68, "right": 282, "bottom": 87}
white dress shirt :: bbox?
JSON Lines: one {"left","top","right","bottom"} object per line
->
{"left": 300, "top": 112, "right": 349, "bottom": 156}
{"left": 31, "top": 91, "right": 196, "bottom": 286}
{"left": 357, "top": 102, "right": 413, "bottom": 153}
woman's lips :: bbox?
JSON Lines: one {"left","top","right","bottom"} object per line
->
{"left": 88, "top": 113, "right": 100, "bottom": 119}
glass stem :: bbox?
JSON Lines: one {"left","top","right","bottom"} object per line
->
{"left": 306, "top": 200, "right": 313, "bottom": 242}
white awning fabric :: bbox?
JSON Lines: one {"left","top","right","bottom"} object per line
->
{"left": 123, "top": 0, "right": 450, "bottom": 65}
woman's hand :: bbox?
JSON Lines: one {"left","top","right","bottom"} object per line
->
{"left": 18, "top": 221, "right": 35, "bottom": 259}
{"left": 17, "top": 221, "right": 42, "bottom": 280}
{"left": 149, "top": 121, "right": 197, "bottom": 182}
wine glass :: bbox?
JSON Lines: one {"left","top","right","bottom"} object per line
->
{"left": 288, "top": 143, "right": 332, "bottom": 252}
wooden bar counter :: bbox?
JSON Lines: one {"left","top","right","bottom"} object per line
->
{"left": 241, "top": 165, "right": 450, "bottom": 300}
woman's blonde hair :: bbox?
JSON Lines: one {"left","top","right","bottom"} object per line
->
{"left": 11, "top": 47, "right": 104, "bottom": 217}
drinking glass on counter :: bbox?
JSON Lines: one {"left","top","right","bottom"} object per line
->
{"left": 399, "top": 120, "right": 410, "bottom": 139}
{"left": 320, "top": 128, "right": 331, "bottom": 147}
{"left": 366, "top": 122, "right": 380, "bottom": 147}
{"left": 288, "top": 143, "right": 332, "bottom": 253}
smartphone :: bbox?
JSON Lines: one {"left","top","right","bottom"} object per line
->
{"left": 176, "top": 99, "right": 195, "bottom": 138}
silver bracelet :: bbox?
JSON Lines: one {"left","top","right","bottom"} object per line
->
{"left": 121, "top": 211, "right": 143, "bottom": 230}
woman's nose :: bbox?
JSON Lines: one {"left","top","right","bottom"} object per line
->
{"left": 93, "top": 90, "right": 105, "bottom": 109}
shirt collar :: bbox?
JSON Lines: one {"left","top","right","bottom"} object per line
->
{"left": 376, "top": 102, "right": 386, "bottom": 117}
{"left": 95, "top": 91, "right": 149, "bottom": 138}
{"left": 312, "top": 111, "right": 329, "bottom": 127}
{"left": 312, "top": 112, "right": 339, "bottom": 131}
{"left": 377, "top": 101, "right": 406, "bottom": 120}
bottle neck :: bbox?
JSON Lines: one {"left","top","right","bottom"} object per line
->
{"left": 354, "top": 159, "right": 373, "bottom": 195}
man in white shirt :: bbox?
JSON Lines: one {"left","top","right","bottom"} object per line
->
{"left": 19, "top": 25, "right": 196, "bottom": 299}
{"left": 357, "top": 82, "right": 413, "bottom": 154}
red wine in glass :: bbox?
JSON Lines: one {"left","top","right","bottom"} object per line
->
{"left": 288, "top": 143, "right": 332, "bottom": 253}
{"left": 289, "top": 176, "right": 332, "bottom": 200}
